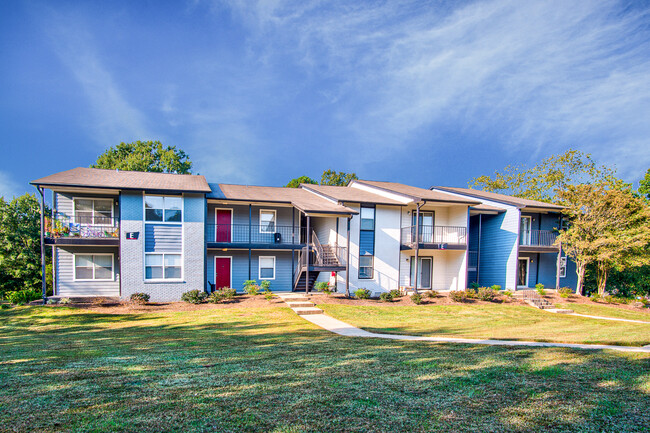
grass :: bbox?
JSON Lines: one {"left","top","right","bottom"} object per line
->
{"left": 556, "top": 302, "right": 650, "bottom": 321}
{"left": 319, "top": 304, "right": 650, "bottom": 346}
{"left": 0, "top": 306, "right": 649, "bottom": 432}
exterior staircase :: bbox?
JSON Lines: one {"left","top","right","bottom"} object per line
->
{"left": 515, "top": 290, "right": 558, "bottom": 310}
{"left": 276, "top": 293, "right": 323, "bottom": 315}
{"left": 292, "top": 230, "right": 346, "bottom": 292}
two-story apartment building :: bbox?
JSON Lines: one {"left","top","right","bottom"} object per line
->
{"left": 31, "top": 167, "right": 576, "bottom": 301}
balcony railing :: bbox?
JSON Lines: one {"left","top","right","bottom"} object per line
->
{"left": 45, "top": 216, "right": 120, "bottom": 239}
{"left": 400, "top": 225, "right": 467, "bottom": 246}
{"left": 468, "top": 250, "right": 478, "bottom": 269}
{"left": 206, "top": 224, "right": 305, "bottom": 245}
{"left": 520, "top": 230, "right": 558, "bottom": 247}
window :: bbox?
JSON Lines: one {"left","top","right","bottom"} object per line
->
{"left": 360, "top": 207, "right": 375, "bottom": 230}
{"left": 520, "top": 216, "right": 532, "bottom": 245}
{"left": 145, "top": 196, "right": 182, "bottom": 222}
{"left": 145, "top": 253, "right": 182, "bottom": 280}
{"left": 260, "top": 210, "right": 276, "bottom": 233}
{"left": 74, "top": 254, "right": 113, "bottom": 280}
{"left": 559, "top": 256, "right": 567, "bottom": 278}
{"left": 74, "top": 198, "right": 113, "bottom": 225}
{"left": 359, "top": 256, "right": 374, "bottom": 279}
{"left": 259, "top": 256, "right": 275, "bottom": 279}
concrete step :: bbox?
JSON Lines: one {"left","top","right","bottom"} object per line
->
{"left": 286, "top": 302, "right": 314, "bottom": 308}
{"left": 292, "top": 307, "right": 323, "bottom": 315}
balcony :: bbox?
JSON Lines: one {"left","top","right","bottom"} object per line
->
{"left": 44, "top": 216, "right": 119, "bottom": 245}
{"left": 400, "top": 225, "right": 467, "bottom": 250}
{"left": 519, "top": 230, "right": 559, "bottom": 252}
{"left": 206, "top": 224, "right": 305, "bottom": 249}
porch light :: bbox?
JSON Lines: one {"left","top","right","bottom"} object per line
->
{"left": 222, "top": 248, "right": 228, "bottom": 252}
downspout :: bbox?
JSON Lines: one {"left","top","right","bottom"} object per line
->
{"left": 291, "top": 208, "right": 295, "bottom": 287}
{"left": 515, "top": 208, "right": 521, "bottom": 290}
{"left": 536, "top": 213, "right": 541, "bottom": 286}
{"left": 556, "top": 213, "right": 563, "bottom": 289}
{"left": 413, "top": 202, "right": 423, "bottom": 293}
{"left": 37, "top": 186, "right": 46, "bottom": 302}
{"left": 51, "top": 190, "right": 56, "bottom": 296}
{"left": 477, "top": 214, "right": 482, "bottom": 285}
{"left": 248, "top": 204, "right": 252, "bottom": 280}
{"left": 306, "top": 216, "right": 311, "bottom": 294}
{"left": 346, "top": 216, "right": 351, "bottom": 297}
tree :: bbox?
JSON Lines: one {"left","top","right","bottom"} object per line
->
{"left": 557, "top": 183, "right": 650, "bottom": 295}
{"left": 91, "top": 140, "right": 193, "bottom": 174}
{"left": 639, "top": 168, "right": 650, "bottom": 200}
{"left": 0, "top": 194, "right": 49, "bottom": 296}
{"left": 469, "top": 150, "right": 619, "bottom": 202}
{"left": 285, "top": 176, "right": 318, "bottom": 188}
{"left": 321, "top": 170, "right": 358, "bottom": 186}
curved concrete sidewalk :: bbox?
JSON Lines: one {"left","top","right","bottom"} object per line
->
{"left": 302, "top": 314, "right": 650, "bottom": 353}
{"left": 568, "top": 313, "right": 650, "bottom": 324}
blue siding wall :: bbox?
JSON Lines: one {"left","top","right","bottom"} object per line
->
{"left": 537, "top": 252, "right": 558, "bottom": 288}
{"left": 207, "top": 250, "right": 296, "bottom": 292}
{"left": 121, "top": 192, "right": 143, "bottom": 221}
{"left": 477, "top": 213, "right": 517, "bottom": 288}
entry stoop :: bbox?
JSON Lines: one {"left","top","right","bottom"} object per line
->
{"left": 276, "top": 293, "right": 324, "bottom": 315}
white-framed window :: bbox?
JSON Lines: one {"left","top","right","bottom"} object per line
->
{"left": 259, "top": 256, "right": 276, "bottom": 280}
{"left": 145, "top": 253, "right": 182, "bottom": 280}
{"left": 559, "top": 256, "right": 567, "bottom": 278}
{"left": 73, "top": 198, "right": 113, "bottom": 225}
{"left": 74, "top": 254, "right": 114, "bottom": 280}
{"left": 520, "top": 216, "right": 532, "bottom": 245}
{"left": 145, "top": 196, "right": 182, "bottom": 222}
{"left": 259, "top": 210, "right": 276, "bottom": 233}
{"left": 359, "top": 255, "right": 374, "bottom": 279}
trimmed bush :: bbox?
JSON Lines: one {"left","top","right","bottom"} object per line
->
{"left": 130, "top": 293, "right": 150, "bottom": 305}
{"left": 355, "top": 288, "right": 371, "bottom": 299}
{"left": 491, "top": 285, "right": 502, "bottom": 291}
{"left": 503, "top": 290, "right": 513, "bottom": 298}
{"left": 379, "top": 292, "right": 393, "bottom": 302}
{"left": 590, "top": 292, "right": 601, "bottom": 302}
{"left": 59, "top": 297, "right": 71, "bottom": 304}
{"left": 6, "top": 289, "right": 41, "bottom": 305}
{"left": 181, "top": 289, "right": 207, "bottom": 304}
{"left": 315, "top": 281, "right": 333, "bottom": 296}
{"left": 389, "top": 289, "right": 402, "bottom": 299}
{"left": 465, "top": 288, "right": 477, "bottom": 299}
{"left": 535, "top": 284, "right": 546, "bottom": 296}
{"left": 260, "top": 280, "right": 271, "bottom": 291}
{"left": 425, "top": 290, "right": 439, "bottom": 299}
{"left": 207, "top": 288, "right": 236, "bottom": 304}
{"left": 477, "top": 287, "right": 496, "bottom": 302}
{"left": 449, "top": 290, "right": 467, "bottom": 302}
{"left": 410, "top": 293, "right": 423, "bottom": 305}
{"left": 558, "top": 287, "right": 573, "bottom": 298}
{"left": 243, "top": 280, "right": 260, "bottom": 296}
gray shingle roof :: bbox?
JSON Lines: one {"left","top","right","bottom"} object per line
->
{"left": 300, "top": 184, "right": 405, "bottom": 206}
{"left": 434, "top": 186, "right": 564, "bottom": 210}
{"left": 31, "top": 167, "right": 211, "bottom": 193}
{"left": 353, "top": 180, "right": 481, "bottom": 205}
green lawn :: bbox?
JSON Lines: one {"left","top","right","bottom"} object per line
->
{"left": 319, "top": 304, "right": 650, "bottom": 346}
{"left": 556, "top": 302, "right": 650, "bottom": 321}
{"left": 1, "top": 306, "right": 649, "bottom": 432}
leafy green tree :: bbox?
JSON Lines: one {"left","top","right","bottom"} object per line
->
{"left": 321, "top": 170, "right": 358, "bottom": 186}
{"left": 557, "top": 183, "right": 650, "bottom": 295}
{"left": 470, "top": 150, "right": 619, "bottom": 202}
{"left": 91, "top": 140, "right": 193, "bottom": 174}
{"left": 285, "top": 176, "right": 318, "bottom": 188}
{"left": 639, "top": 168, "right": 650, "bottom": 200}
{"left": 0, "top": 194, "right": 49, "bottom": 296}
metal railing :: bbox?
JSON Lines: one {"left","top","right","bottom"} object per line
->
{"left": 206, "top": 224, "right": 305, "bottom": 245}
{"left": 468, "top": 250, "right": 478, "bottom": 269}
{"left": 400, "top": 225, "right": 467, "bottom": 246}
{"left": 45, "top": 216, "right": 119, "bottom": 239}
{"left": 311, "top": 230, "right": 346, "bottom": 266}
{"left": 520, "top": 230, "right": 558, "bottom": 247}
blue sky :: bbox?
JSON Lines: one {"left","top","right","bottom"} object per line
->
{"left": 1, "top": 0, "right": 650, "bottom": 198}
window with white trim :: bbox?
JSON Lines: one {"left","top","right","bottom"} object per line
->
{"left": 74, "top": 198, "right": 113, "bottom": 225}
{"left": 259, "top": 256, "right": 275, "bottom": 280}
{"left": 74, "top": 254, "right": 113, "bottom": 280}
{"left": 145, "top": 253, "right": 182, "bottom": 280}
{"left": 145, "top": 196, "right": 182, "bottom": 222}
{"left": 559, "top": 256, "right": 567, "bottom": 278}
{"left": 359, "top": 256, "right": 374, "bottom": 279}
{"left": 259, "top": 210, "right": 276, "bottom": 233}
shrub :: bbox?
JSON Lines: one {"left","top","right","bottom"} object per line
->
{"left": 260, "top": 280, "right": 271, "bottom": 291}
{"left": 379, "top": 292, "right": 393, "bottom": 302}
{"left": 426, "top": 290, "right": 439, "bottom": 299}
{"left": 590, "top": 292, "right": 601, "bottom": 302}
{"left": 470, "top": 282, "right": 480, "bottom": 289}
{"left": 46, "top": 298, "right": 57, "bottom": 305}
{"left": 59, "top": 297, "right": 71, "bottom": 304}
{"left": 314, "top": 281, "right": 333, "bottom": 296}
{"left": 477, "top": 287, "right": 496, "bottom": 302}
{"left": 535, "top": 284, "right": 546, "bottom": 296}
{"left": 6, "top": 289, "right": 41, "bottom": 305}
{"left": 389, "top": 289, "right": 402, "bottom": 299}
{"left": 449, "top": 290, "right": 467, "bottom": 302}
{"left": 558, "top": 287, "right": 573, "bottom": 298}
{"left": 604, "top": 295, "right": 615, "bottom": 304}
{"left": 355, "top": 288, "right": 371, "bottom": 299}
{"left": 243, "top": 280, "right": 260, "bottom": 296}
{"left": 207, "top": 288, "right": 236, "bottom": 303}
{"left": 503, "top": 290, "right": 513, "bottom": 298}
{"left": 410, "top": 293, "right": 422, "bottom": 305}
{"left": 1, "top": 304, "right": 11, "bottom": 310}
{"left": 130, "top": 293, "right": 150, "bottom": 305}
{"left": 181, "top": 289, "right": 207, "bottom": 304}
{"left": 491, "top": 285, "right": 502, "bottom": 291}
{"left": 263, "top": 289, "right": 274, "bottom": 301}
{"left": 465, "top": 288, "right": 477, "bottom": 299}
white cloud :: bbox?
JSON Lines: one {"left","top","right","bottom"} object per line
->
{"left": 217, "top": 0, "right": 650, "bottom": 179}
{"left": 0, "top": 171, "right": 21, "bottom": 200}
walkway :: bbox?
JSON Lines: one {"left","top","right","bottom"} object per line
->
{"left": 301, "top": 314, "right": 650, "bottom": 354}
{"left": 568, "top": 313, "right": 650, "bottom": 324}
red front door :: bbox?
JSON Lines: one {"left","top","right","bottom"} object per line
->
{"left": 216, "top": 209, "right": 232, "bottom": 242}
{"left": 215, "top": 257, "right": 231, "bottom": 289}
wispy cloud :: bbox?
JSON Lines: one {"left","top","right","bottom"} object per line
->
{"left": 36, "top": 7, "right": 151, "bottom": 147}
{"left": 0, "top": 170, "right": 21, "bottom": 199}
{"left": 217, "top": 0, "right": 650, "bottom": 179}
